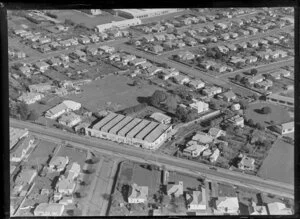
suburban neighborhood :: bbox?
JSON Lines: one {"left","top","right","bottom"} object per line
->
{"left": 8, "top": 7, "right": 294, "bottom": 216}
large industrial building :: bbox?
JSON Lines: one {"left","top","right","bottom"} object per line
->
{"left": 114, "top": 9, "right": 182, "bottom": 19}
{"left": 94, "top": 18, "right": 142, "bottom": 32}
{"left": 85, "top": 112, "right": 173, "bottom": 150}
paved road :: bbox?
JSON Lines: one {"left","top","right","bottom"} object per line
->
{"left": 10, "top": 118, "right": 294, "bottom": 199}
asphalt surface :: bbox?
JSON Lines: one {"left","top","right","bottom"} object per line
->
{"left": 10, "top": 118, "right": 294, "bottom": 199}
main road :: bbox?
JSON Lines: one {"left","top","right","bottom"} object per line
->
{"left": 10, "top": 118, "right": 294, "bottom": 199}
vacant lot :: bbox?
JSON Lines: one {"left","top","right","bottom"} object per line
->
{"left": 258, "top": 139, "right": 294, "bottom": 184}
{"left": 26, "top": 140, "right": 57, "bottom": 166}
{"left": 56, "top": 145, "right": 87, "bottom": 167}
{"left": 245, "top": 102, "right": 291, "bottom": 126}
{"left": 168, "top": 171, "right": 202, "bottom": 191}
{"left": 65, "top": 74, "right": 162, "bottom": 112}
{"left": 50, "top": 10, "right": 125, "bottom": 29}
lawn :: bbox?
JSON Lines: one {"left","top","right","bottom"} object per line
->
{"left": 50, "top": 10, "right": 125, "bottom": 29}
{"left": 65, "top": 74, "right": 163, "bottom": 112}
{"left": 257, "top": 139, "right": 294, "bottom": 184}
{"left": 26, "top": 140, "right": 57, "bottom": 166}
{"left": 56, "top": 145, "right": 87, "bottom": 167}
{"left": 168, "top": 171, "right": 202, "bottom": 191}
{"left": 245, "top": 102, "right": 291, "bottom": 126}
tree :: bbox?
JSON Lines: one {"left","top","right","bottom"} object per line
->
{"left": 65, "top": 19, "right": 75, "bottom": 26}
{"left": 150, "top": 90, "right": 167, "bottom": 107}
{"left": 239, "top": 100, "right": 249, "bottom": 110}
{"left": 17, "top": 102, "right": 30, "bottom": 120}
{"left": 247, "top": 119, "right": 254, "bottom": 127}
{"left": 27, "top": 109, "right": 39, "bottom": 121}
{"left": 256, "top": 122, "right": 264, "bottom": 130}
{"left": 235, "top": 74, "right": 242, "bottom": 82}
{"left": 175, "top": 106, "right": 187, "bottom": 122}
{"left": 250, "top": 68, "right": 258, "bottom": 75}
{"left": 261, "top": 106, "right": 272, "bottom": 114}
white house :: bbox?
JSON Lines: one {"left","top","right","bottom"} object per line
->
{"left": 189, "top": 100, "right": 209, "bottom": 114}
{"left": 128, "top": 183, "right": 148, "bottom": 204}
{"left": 274, "top": 121, "right": 294, "bottom": 135}
{"left": 186, "top": 189, "right": 207, "bottom": 211}
{"left": 150, "top": 112, "right": 171, "bottom": 124}
{"left": 167, "top": 181, "right": 183, "bottom": 197}
{"left": 214, "top": 197, "right": 239, "bottom": 215}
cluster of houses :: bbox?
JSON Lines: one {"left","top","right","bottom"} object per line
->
{"left": 9, "top": 49, "right": 26, "bottom": 59}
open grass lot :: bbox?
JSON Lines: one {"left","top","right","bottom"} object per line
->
{"left": 245, "top": 102, "right": 291, "bottom": 126}
{"left": 168, "top": 171, "right": 202, "bottom": 191}
{"left": 65, "top": 74, "right": 162, "bottom": 112}
{"left": 50, "top": 10, "right": 125, "bottom": 29}
{"left": 26, "top": 140, "right": 57, "bottom": 166}
{"left": 56, "top": 145, "right": 87, "bottom": 167}
{"left": 257, "top": 139, "right": 294, "bottom": 184}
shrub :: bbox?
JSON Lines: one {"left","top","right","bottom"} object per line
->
{"left": 261, "top": 106, "right": 272, "bottom": 114}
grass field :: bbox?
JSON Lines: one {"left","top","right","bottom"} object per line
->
{"left": 26, "top": 140, "right": 57, "bottom": 166}
{"left": 56, "top": 145, "right": 87, "bottom": 167}
{"left": 50, "top": 10, "right": 125, "bottom": 29}
{"left": 245, "top": 102, "right": 291, "bottom": 126}
{"left": 168, "top": 171, "right": 202, "bottom": 191}
{"left": 65, "top": 74, "right": 163, "bottom": 112}
{"left": 257, "top": 139, "right": 294, "bottom": 184}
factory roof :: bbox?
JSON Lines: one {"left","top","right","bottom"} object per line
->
{"left": 93, "top": 112, "right": 118, "bottom": 130}
{"left": 126, "top": 120, "right": 151, "bottom": 138}
{"left": 144, "top": 123, "right": 170, "bottom": 143}
{"left": 109, "top": 116, "right": 134, "bottom": 135}
{"left": 135, "top": 122, "right": 159, "bottom": 140}
{"left": 118, "top": 118, "right": 142, "bottom": 137}
{"left": 100, "top": 114, "right": 125, "bottom": 132}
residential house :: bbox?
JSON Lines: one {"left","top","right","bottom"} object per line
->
{"left": 56, "top": 175, "right": 76, "bottom": 195}
{"left": 67, "top": 162, "right": 81, "bottom": 180}
{"left": 186, "top": 189, "right": 207, "bottom": 211}
{"left": 172, "top": 74, "right": 190, "bottom": 85}
{"left": 29, "top": 83, "right": 52, "bottom": 93}
{"left": 150, "top": 44, "right": 164, "bottom": 54}
{"left": 167, "top": 181, "right": 183, "bottom": 197}
{"left": 189, "top": 100, "right": 209, "bottom": 114}
{"left": 34, "top": 61, "right": 49, "bottom": 72}
{"left": 70, "top": 50, "right": 86, "bottom": 61}
{"left": 48, "top": 156, "right": 69, "bottom": 172}
{"left": 47, "top": 57, "right": 62, "bottom": 66}
{"left": 69, "top": 38, "right": 78, "bottom": 46}
{"left": 284, "top": 84, "right": 294, "bottom": 91}
{"left": 245, "top": 56, "right": 258, "bottom": 64}
{"left": 236, "top": 42, "right": 247, "bottom": 49}
{"left": 89, "top": 34, "right": 99, "bottom": 43}
{"left": 219, "top": 90, "right": 237, "bottom": 102}
{"left": 267, "top": 202, "right": 293, "bottom": 215}
{"left": 210, "top": 148, "right": 220, "bottom": 163}
{"left": 128, "top": 183, "right": 149, "bottom": 203}
{"left": 250, "top": 202, "right": 268, "bottom": 215}
{"left": 246, "top": 26, "right": 259, "bottom": 35}
{"left": 39, "top": 37, "right": 51, "bottom": 44}
{"left": 17, "top": 92, "right": 44, "bottom": 105}
{"left": 274, "top": 121, "right": 294, "bottom": 135}
{"left": 230, "top": 56, "right": 246, "bottom": 65}
{"left": 10, "top": 127, "right": 29, "bottom": 150}
{"left": 220, "top": 33, "right": 230, "bottom": 41}
{"left": 33, "top": 203, "right": 65, "bottom": 217}
{"left": 265, "top": 36, "right": 280, "bottom": 44}
{"left": 176, "top": 51, "right": 195, "bottom": 61}
{"left": 247, "top": 40, "right": 259, "bottom": 48}
{"left": 246, "top": 74, "right": 265, "bottom": 84}
{"left": 79, "top": 37, "right": 90, "bottom": 44}
{"left": 19, "top": 66, "right": 31, "bottom": 76}
{"left": 98, "top": 45, "right": 115, "bottom": 54}
{"left": 145, "top": 66, "right": 163, "bottom": 76}
{"left": 38, "top": 44, "right": 51, "bottom": 53}
{"left": 226, "top": 44, "right": 237, "bottom": 51}
{"left": 163, "top": 41, "right": 176, "bottom": 50}
{"left": 228, "top": 115, "right": 244, "bottom": 127}
{"left": 238, "top": 29, "right": 250, "bottom": 36}
{"left": 194, "top": 36, "right": 207, "bottom": 43}
{"left": 205, "top": 24, "right": 215, "bottom": 32}
{"left": 232, "top": 19, "right": 243, "bottom": 26}
{"left": 165, "top": 33, "right": 176, "bottom": 40}
{"left": 214, "top": 197, "right": 239, "bottom": 215}
{"left": 107, "top": 29, "right": 122, "bottom": 38}
{"left": 258, "top": 39, "right": 269, "bottom": 46}
{"left": 183, "top": 37, "right": 197, "bottom": 46}
{"left": 58, "top": 112, "right": 82, "bottom": 127}
{"left": 98, "top": 32, "right": 109, "bottom": 41}
{"left": 238, "top": 155, "right": 255, "bottom": 171}
{"left": 216, "top": 45, "right": 229, "bottom": 54}
{"left": 231, "top": 103, "right": 241, "bottom": 111}
{"left": 121, "top": 54, "right": 136, "bottom": 65}
{"left": 129, "top": 58, "right": 147, "bottom": 66}
{"left": 208, "top": 128, "right": 226, "bottom": 139}
{"left": 142, "top": 35, "right": 154, "bottom": 43}
{"left": 174, "top": 40, "right": 186, "bottom": 48}
{"left": 153, "top": 33, "right": 166, "bottom": 41}
{"left": 229, "top": 32, "right": 239, "bottom": 39}
{"left": 160, "top": 68, "right": 180, "bottom": 80}
{"left": 86, "top": 47, "right": 98, "bottom": 56}
{"left": 211, "top": 64, "right": 227, "bottom": 73}
{"left": 150, "top": 112, "right": 171, "bottom": 124}
{"left": 183, "top": 143, "right": 209, "bottom": 157}
{"left": 45, "top": 100, "right": 81, "bottom": 119}
{"left": 185, "top": 29, "right": 198, "bottom": 37}
{"left": 138, "top": 61, "right": 152, "bottom": 69}
{"left": 202, "top": 86, "right": 222, "bottom": 97}
{"left": 60, "top": 40, "right": 71, "bottom": 47}
{"left": 10, "top": 135, "right": 35, "bottom": 162}
{"left": 152, "top": 24, "right": 165, "bottom": 32}
{"left": 59, "top": 197, "right": 74, "bottom": 206}
{"left": 215, "top": 22, "right": 228, "bottom": 30}
{"left": 256, "top": 51, "right": 270, "bottom": 60}
{"left": 188, "top": 79, "right": 205, "bottom": 89}
{"left": 49, "top": 41, "right": 60, "bottom": 49}
{"left": 256, "top": 79, "right": 273, "bottom": 90}
{"left": 192, "top": 132, "right": 214, "bottom": 144}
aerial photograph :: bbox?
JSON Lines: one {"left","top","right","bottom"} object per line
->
{"left": 8, "top": 8, "right": 294, "bottom": 216}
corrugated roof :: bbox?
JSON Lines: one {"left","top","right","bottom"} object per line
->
{"left": 135, "top": 122, "right": 159, "bottom": 140}
{"left": 93, "top": 112, "right": 118, "bottom": 130}
{"left": 100, "top": 114, "right": 125, "bottom": 132}
{"left": 109, "top": 116, "right": 134, "bottom": 135}
{"left": 144, "top": 124, "right": 170, "bottom": 143}
{"left": 118, "top": 118, "right": 142, "bottom": 137}
{"left": 126, "top": 120, "right": 151, "bottom": 138}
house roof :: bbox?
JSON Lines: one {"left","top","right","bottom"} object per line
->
{"left": 34, "top": 203, "right": 64, "bottom": 216}
{"left": 184, "top": 144, "right": 208, "bottom": 154}
{"left": 281, "top": 121, "right": 294, "bottom": 130}
{"left": 150, "top": 112, "right": 171, "bottom": 123}
{"left": 267, "top": 202, "right": 292, "bottom": 215}
{"left": 208, "top": 128, "right": 226, "bottom": 138}
{"left": 10, "top": 127, "right": 28, "bottom": 150}
{"left": 128, "top": 183, "right": 148, "bottom": 201}
{"left": 240, "top": 156, "right": 255, "bottom": 167}
{"left": 187, "top": 189, "right": 207, "bottom": 207}
{"left": 221, "top": 90, "right": 236, "bottom": 99}
{"left": 216, "top": 197, "right": 239, "bottom": 212}
{"left": 59, "top": 112, "right": 81, "bottom": 124}
{"left": 49, "top": 156, "right": 69, "bottom": 170}
{"left": 192, "top": 132, "right": 214, "bottom": 144}
{"left": 167, "top": 181, "right": 183, "bottom": 196}
{"left": 10, "top": 135, "right": 34, "bottom": 158}
{"left": 56, "top": 176, "right": 76, "bottom": 192}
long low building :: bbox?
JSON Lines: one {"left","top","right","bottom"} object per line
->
{"left": 114, "top": 9, "right": 181, "bottom": 19}
{"left": 94, "top": 18, "right": 142, "bottom": 32}
{"left": 266, "top": 93, "right": 294, "bottom": 107}
{"left": 85, "top": 112, "right": 173, "bottom": 150}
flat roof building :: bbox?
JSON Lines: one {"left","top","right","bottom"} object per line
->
{"left": 34, "top": 203, "right": 64, "bottom": 216}
{"left": 114, "top": 9, "right": 180, "bottom": 19}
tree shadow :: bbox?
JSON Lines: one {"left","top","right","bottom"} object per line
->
{"left": 254, "top": 108, "right": 263, "bottom": 114}
{"left": 137, "top": 96, "right": 151, "bottom": 105}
